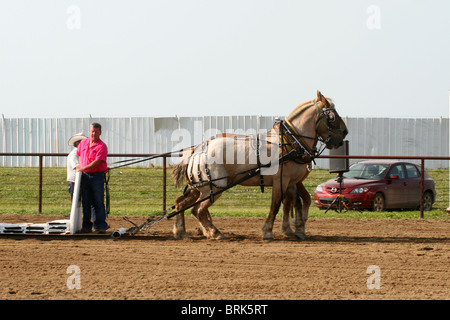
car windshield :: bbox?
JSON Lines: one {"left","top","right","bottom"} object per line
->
{"left": 343, "top": 163, "right": 390, "bottom": 180}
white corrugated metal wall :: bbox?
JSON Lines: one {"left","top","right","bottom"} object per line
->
{"left": 1, "top": 116, "right": 448, "bottom": 169}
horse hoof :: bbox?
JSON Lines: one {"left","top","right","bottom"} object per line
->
{"left": 173, "top": 232, "right": 190, "bottom": 240}
{"left": 262, "top": 232, "right": 274, "bottom": 241}
{"left": 294, "top": 232, "right": 306, "bottom": 240}
{"left": 215, "top": 234, "right": 227, "bottom": 240}
{"left": 282, "top": 231, "right": 297, "bottom": 239}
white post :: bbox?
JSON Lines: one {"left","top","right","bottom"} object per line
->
{"left": 69, "top": 171, "right": 83, "bottom": 234}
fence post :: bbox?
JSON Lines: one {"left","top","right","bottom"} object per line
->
{"left": 39, "top": 155, "right": 43, "bottom": 214}
{"left": 163, "top": 155, "right": 167, "bottom": 212}
{"left": 420, "top": 159, "right": 424, "bottom": 219}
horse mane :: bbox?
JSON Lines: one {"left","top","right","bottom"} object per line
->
{"left": 286, "top": 97, "right": 334, "bottom": 122}
{"left": 286, "top": 100, "right": 314, "bottom": 122}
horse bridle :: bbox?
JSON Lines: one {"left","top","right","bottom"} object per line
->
{"left": 314, "top": 102, "right": 346, "bottom": 146}
{"left": 278, "top": 100, "right": 345, "bottom": 160}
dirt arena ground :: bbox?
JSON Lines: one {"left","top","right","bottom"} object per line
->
{"left": 0, "top": 214, "right": 448, "bottom": 300}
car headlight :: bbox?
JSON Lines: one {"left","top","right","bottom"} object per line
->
{"left": 315, "top": 184, "right": 323, "bottom": 193}
{"left": 350, "top": 187, "right": 369, "bottom": 194}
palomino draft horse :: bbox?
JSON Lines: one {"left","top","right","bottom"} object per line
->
{"left": 172, "top": 91, "right": 348, "bottom": 240}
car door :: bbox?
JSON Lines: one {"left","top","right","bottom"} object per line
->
{"left": 385, "top": 164, "right": 408, "bottom": 208}
{"left": 404, "top": 164, "right": 421, "bottom": 207}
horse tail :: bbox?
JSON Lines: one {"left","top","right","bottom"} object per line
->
{"left": 172, "top": 147, "right": 194, "bottom": 188}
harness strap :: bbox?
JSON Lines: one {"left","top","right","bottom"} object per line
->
{"left": 284, "top": 119, "right": 315, "bottom": 155}
{"left": 205, "top": 166, "right": 215, "bottom": 203}
{"left": 279, "top": 122, "right": 285, "bottom": 201}
{"left": 278, "top": 120, "right": 315, "bottom": 165}
{"left": 256, "top": 134, "right": 264, "bottom": 193}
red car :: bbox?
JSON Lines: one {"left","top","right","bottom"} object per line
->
{"left": 314, "top": 160, "right": 436, "bottom": 211}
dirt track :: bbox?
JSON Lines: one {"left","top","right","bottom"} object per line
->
{"left": 0, "top": 214, "right": 448, "bottom": 300}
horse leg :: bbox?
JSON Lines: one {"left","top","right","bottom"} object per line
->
{"left": 190, "top": 204, "right": 213, "bottom": 237}
{"left": 173, "top": 212, "right": 188, "bottom": 240}
{"left": 190, "top": 204, "right": 205, "bottom": 236}
{"left": 194, "top": 206, "right": 219, "bottom": 238}
{"left": 261, "top": 184, "right": 284, "bottom": 240}
{"left": 172, "top": 189, "right": 200, "bottom": 239}
{"left": 195, "top": 193, "right": 226, "bottom": 240}
{"left": 293, "top": 182, "right": 310, "bottom": 240}
{"left": 281, "top": 186, "right": 297, "bottom": 238}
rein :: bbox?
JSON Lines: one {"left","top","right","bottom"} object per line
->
{"left": 107, "top": 149, "right": 187, "bottom": 170}
{"left": 104, "top": 147, "right": 192, "bottom": 215}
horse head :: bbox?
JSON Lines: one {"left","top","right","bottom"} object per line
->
{"left": 315, "top": 91, "right": 348, "bottom": 149}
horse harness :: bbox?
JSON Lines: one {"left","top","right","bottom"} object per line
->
{"left": 114, "top": 100, "right": 344, "bottom": 237}
{"left": 183, "top": 101, "right": 340, "bottom": 199}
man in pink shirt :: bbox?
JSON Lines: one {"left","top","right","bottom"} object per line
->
{"left": 76, "top": 123, "right": 109, "bottom": 233}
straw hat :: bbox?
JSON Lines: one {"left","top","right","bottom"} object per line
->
{"left": 68, "top": 132, "right": 87, "bottom": 146}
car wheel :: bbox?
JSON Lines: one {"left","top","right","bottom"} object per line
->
{"left": 372, "top": 193, "right": 385, "bottom": 212}
{"left": 423, "top": 191, "right": 433, "bottom": 211}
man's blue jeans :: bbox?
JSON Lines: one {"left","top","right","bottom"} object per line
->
{"left": 67, "top": 181, "right": 75, "bottom": 202}
{"left": 80, "top": 172, "right": 108, "bottom": 230}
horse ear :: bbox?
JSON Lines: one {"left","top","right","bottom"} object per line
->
{"left": 317, "top": 90, "right": 322, "bottom": 100}
{"left": 318, "top": 91, "right": 329, "bottom": 107}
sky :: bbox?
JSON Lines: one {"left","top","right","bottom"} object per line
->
{"left": 0, "top": 0, "right": 449, "bottom": 119}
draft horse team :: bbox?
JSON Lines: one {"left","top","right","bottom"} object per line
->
{"left": 171, "top": 91, "right": 348, "bottom": 240}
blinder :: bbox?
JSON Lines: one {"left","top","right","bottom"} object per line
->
{"left": 315, "top": 103, "right": 347, "bottom": 145}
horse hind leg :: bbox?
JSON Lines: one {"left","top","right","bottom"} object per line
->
{"left": 293, "top": 182, "right": 310, "bottom": 240}
{"left": 195, "top": 192, "right": 226, "bottom": 240}
{"left": 281, "top": 186, "right": 298, "bottom": 239}
{"left": 192, "top": 205, "right": 212, "bottom": 237}
{"left": 292, "top": 194, "right": 305, "bottom": 240}
{"left": 261, "top": 184, "right": 283, "bottom": 240}
{"left": 173, "top": 212, "right": 188, "bottom": 240}
{"left": 189, "top": 203, "right": 210, "bottom": 236}
{"left": 172, "top": 188, "right": 200, "bottom": 239}
{"left": 281, "top": 186, "right": 302, "bottom": 239}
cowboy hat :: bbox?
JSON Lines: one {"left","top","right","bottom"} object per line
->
{"left": 68, "top": 132, "right": 87, "bottom": 146}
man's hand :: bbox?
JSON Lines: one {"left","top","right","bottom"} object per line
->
{"left": 76, "top": 159, "right": 103, "bottom": 172}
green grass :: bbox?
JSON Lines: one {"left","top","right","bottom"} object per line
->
{"left": 0, "top": 166, "right": 449, "bottom": 220}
